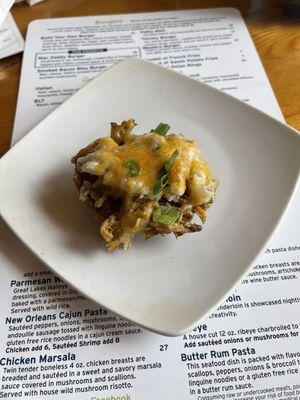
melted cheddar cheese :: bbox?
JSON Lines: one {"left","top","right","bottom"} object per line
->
{"left": 77, "top": 131, "right": 215, "bottom": 206}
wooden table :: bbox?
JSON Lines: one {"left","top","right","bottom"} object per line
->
{"left": 1, "top": 0, "right": 300, "bottom": 156}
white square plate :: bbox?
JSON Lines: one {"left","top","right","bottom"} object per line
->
{"left": 0, "top": 59, "right": 299, "bottom": 336}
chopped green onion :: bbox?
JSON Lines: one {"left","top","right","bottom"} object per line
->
{"left": 153, "top": 149, "right": 179, "bottom": 195}
{"left": 152, "top": 206, "right": 181, "bottom": 225}
{"left": 153, "top": 172, "right": 168, "bottom": 195}
{"left": 164, "top": 149, "right": 179, "bottom": 172}
{"left": 153, "top": 123, "right": 170, "bottom": 136}
{"left": 125, "top": 158, "right": 140, "bottom": 177}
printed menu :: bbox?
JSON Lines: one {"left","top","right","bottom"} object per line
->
{"left": 1, "top": 8, "right": 299, "bottom": 400}
{"left": 0, "top": 12, "right": 24, "bottom": 59}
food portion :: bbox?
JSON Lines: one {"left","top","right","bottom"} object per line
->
{"left": 71, "top": 120, "right": 218, "bottom": 250}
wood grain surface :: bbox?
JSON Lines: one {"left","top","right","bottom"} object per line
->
{"left": 0, "top": 0, "right": 299, "bottom": 156}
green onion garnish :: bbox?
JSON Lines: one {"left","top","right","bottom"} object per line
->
{"left": 164, "top": 149, "right": 179, "bottom": 172}
{"left": 153, "top": 206, "right": 181, "bottom": 226}
{"left": 153, "top": 149, "right": 179, "bottom": 195}
{"left": 125, "top": 158, "right": 140, "bottom": 177}
{"left": 153, "top": 172, "right": 168, "bottom": 195}
{"left": 153, "top": 123, "right": 170, "bottom": 136}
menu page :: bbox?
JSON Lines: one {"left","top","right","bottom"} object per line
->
{"left": 0, "top": 12, "right": 24, "bottom": 59}
{"left": 0, "top": 0, "right": 14, "bottom": 27}
{"left": 12, "top": 8, "right": 283, "bottom": 144}
{"left": 1, "top": 8, "right": 299, "bottom": 400}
